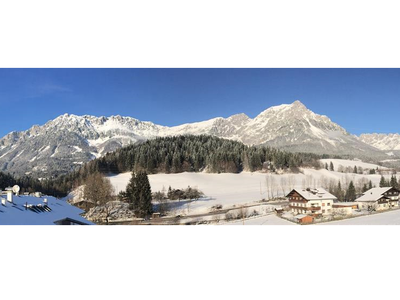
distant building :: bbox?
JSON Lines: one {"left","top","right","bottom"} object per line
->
{"left": 287, "top": 188, "right": 337, "bottom": 216}
{"left": 332, "top": 202, "right": 359, "bottom": 215}
{"left": 356, "top": 187, "right": 400, "bottom": 211}
{"left": 73, "top": 199, "right": 96, "bottom": 212}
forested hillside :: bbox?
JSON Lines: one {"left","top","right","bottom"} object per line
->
{"left": 81, "top": 135, "right": 322, "bottom": 176}
{"left": 2, "top": 135, "right": 323, "bottom": 197}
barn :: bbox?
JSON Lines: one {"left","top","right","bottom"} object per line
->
{"left": 294, "top": 214, "right": 314, "bottom": 225}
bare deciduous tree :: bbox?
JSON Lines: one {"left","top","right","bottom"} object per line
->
{"left": 83, "top": 172, "right": 115, "bottom": 224}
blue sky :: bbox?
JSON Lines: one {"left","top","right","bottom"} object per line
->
{"left": 0, "top": 68, "right": 400, "bottom": 137}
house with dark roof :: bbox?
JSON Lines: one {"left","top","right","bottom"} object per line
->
{"left": 286, "top": 188, "right": 337, "bottom": 216}
{"left": 356, "top": 187, "right": 400, "bottom": 211}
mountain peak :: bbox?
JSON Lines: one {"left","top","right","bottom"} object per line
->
{"left": 291, "top": 100, "right": 306, "bottom": 109}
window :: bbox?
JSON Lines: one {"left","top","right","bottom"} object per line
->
{"left": 327, "top": 203, "right": 331, "bottom": 206}
{"left": 322, "top": 210, "right": 325, "bottom": 213}
{"left": 322, "top": 203, "right": 325, "bottom": 206}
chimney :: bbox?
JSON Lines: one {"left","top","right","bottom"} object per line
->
{"left": 1, "top": 198, "right": 6, "bottom": 206}
{"left": 6, "top": 190, "right": 13, "bottom": 203}
{"left": 43, "top": 198, "right": 48, "bottom": 205}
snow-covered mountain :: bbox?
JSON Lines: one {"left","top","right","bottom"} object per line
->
{"left": 359, "top": 133, "right": 400, "bottom": 152}
{"left": 0, "top": 100, "right": 391, "bottom": 177}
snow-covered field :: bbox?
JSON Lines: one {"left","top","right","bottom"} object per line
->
{"left": 320, "top": 159, "right": 386, "bottom": 170}
{"left": 318, "top": 209, "right": 400, "bottom": 225}
{"left": 226, "top": 214, "right": 294, "bottom": 225}
{"left": 110, "top": 172, "right": 278, "bottom": 214}
{"left": 108, "top": 159, "right": 394, "bottom": 216}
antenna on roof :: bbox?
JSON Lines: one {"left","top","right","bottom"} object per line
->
{"left": 12, "top": 185, "right": 20, "bottom": 196}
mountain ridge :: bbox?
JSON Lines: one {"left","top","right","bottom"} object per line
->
{"left": 0, "top": 100, "right": 394, "bottom": 177}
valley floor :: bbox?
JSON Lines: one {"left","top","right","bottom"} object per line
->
{"left": 225, "top": 214, "right": 294, "bottom": 225}
{"left": 108, "top": 165, "right": 388, "bottom": 214}
{"left": 107, "top": 161, "right": 400, "bottom": 225}
{"left": 317, "top": 208, "right": 400, "bottom": 225}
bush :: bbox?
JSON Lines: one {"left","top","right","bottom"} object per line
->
{"left": 211, "top": 204, "right": 223, "bottom": 211}
{"left": 225, "top": 212, "right": 235, "bottom": 221}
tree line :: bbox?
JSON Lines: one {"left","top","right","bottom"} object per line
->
{"left": 2, "top": 135, "right": 322, "bottom": 197}
{"left": 83, "top": 135, "right": 321, "bottom": 175}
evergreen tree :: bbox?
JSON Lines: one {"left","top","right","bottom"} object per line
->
{"left": 390, "top": 175, "right": 397, "bottom": 188}
{"left": 329, "top": 162, "right": 334, "bottom": 171}
{"left": 345, "top": 181, "right": 356, "bottom": 202}
{"left": 137, "top": 172, "right": 153, "bottom": 217}
{"left": 325, "top": 163, "right": 328, "bottom": 170}
{"left": 126, "top": 171, "right": 139, "bottom": 211}
{"left": 335, "top": 181, "right": 343, "bottom": 201}
{"left": 353, "top": 166, "right": 358, "bottom": 174}
{"left": 125, "top": 171, "right": 153, "bottom": 217}
{"left": 379, "top": 176, "right": 386, "bottom": 188}
{"left": 368, "top": 180, "right": 373, "bottom": 190}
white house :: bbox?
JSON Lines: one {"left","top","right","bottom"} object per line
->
{"left": 287, "top": 188, "right": 337, "bottom": 216}
{"left": 356, "top": 187, "right": 400, "bottom": 211}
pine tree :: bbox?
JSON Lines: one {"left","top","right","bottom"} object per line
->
{"left": 126, "top": 171, "right": 139, "bottom": 211}
{"left": 325, "top": 163, "right": 328, "bottom": 170}
{"left": 379, "top": 176, "right": 386, "bottom": 188}
{"left": 368, "top": 180, "right": 373, "bottom": 190}
{"left": 137, "top": 172, "right": 153, "bottom": 218}
{"left": 390, "top": 175, "right": 397, "bottom": 188}
{"left": 335, "top": 181, "right": 343, "bottom": 201}
{"left": 329, "top": 162, "right": 334, "bottom": 171}
{"left": 345, "top": 181, "right": 356, "bottom": 202}
{"left": 353, "top": 166, "right": 358, "bottom": 174}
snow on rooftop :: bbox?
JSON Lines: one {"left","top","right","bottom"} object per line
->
{"left": 356, "top": 187, "right": 394, "bottom": 202}
{"left": 294, "top": 214, "right": 310, "bottom": 219}
{"left": 292, "top": 188, "right": 337, "bottom": 201}
{"left": 0, "top": 195, "right": 93, "bottom": 225}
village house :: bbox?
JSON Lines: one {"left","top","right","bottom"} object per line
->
{"left": 287, "top": 188, "right": 337, "bottom": 216}
{"left": 356, "top": 187, "right": 400, "bottom": 211}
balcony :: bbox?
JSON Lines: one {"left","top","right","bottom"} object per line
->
{"left": 290, "top": 205, "right": 321, "bottom": 211}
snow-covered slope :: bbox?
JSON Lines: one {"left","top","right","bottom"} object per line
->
{"left": 0, "top": 101, "right": 391, "bottom": 177}
{"left": 0, "top": 114, "right": 166, "bottom": 177}
{"left": 231, "top": 101, "right": 385, "bottom": 159}
{"left": 359, "top": 133, "right": 400, "bottom": 152}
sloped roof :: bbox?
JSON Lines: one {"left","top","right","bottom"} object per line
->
{"left": 356, "top": 187, "right": 393, "bottom": 202}
{"left": 288, "top": 188, "right": 337, "bottom": 201}
{"left": 0, "top": 194, "right": 93, "bottom": 225}
{"left": 295, "top": 214, "right": 312, "bottom": 220}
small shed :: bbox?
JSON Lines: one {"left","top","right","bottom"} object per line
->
{"left": 152, "top": 212, "right": 161, "bottom": 219}
{"left": 295, "top": 214, "right": 314, "bottom": 225}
